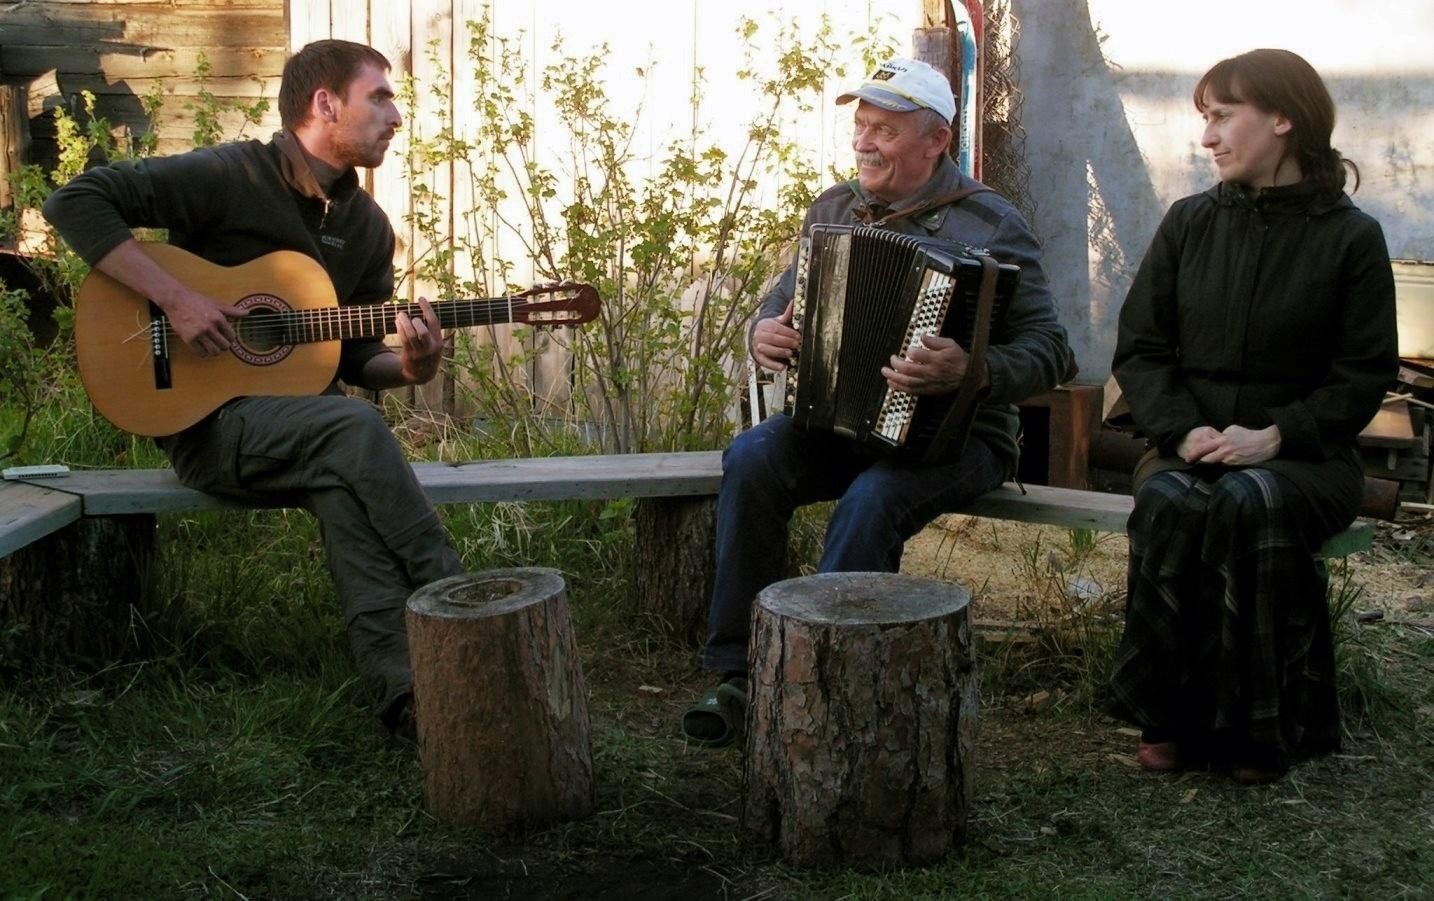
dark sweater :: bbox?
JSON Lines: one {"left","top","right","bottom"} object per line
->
{"left": 43, "top": 133, "right": 395, "bottom": 386}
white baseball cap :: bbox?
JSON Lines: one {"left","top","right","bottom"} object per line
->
{"left": 836, "top": 57, "right": 956, "bottom": 125}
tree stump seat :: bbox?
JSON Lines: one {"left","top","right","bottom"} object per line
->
{"left": 743, "top": 571, "right": 976, "bottom": 868}
{"left": 406, "top": 567, "right": 593, "bottom": 830}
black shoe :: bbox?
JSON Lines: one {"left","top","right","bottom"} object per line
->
{"left": 381, "top": 691, "right": 417, "bottom": 746}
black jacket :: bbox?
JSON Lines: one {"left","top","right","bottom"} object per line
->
{"left": 1114, "top": 180, "right": 1397, "bottom": 530}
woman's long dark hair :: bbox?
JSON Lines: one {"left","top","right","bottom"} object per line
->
{"left": 1194, "top": 48, "right": 1359, "bottom": 193}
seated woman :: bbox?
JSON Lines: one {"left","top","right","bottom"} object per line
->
{"left": 1109, "top": 48, "right": 1398, "bottom": 784}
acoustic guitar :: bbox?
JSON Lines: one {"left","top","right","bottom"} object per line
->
{"left": 75, "top": 243, "right": 600, "bottom": 436}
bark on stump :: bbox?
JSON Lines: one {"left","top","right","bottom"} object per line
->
{"left": 634, "top": 496, "right": 716, "bottom": 644}
{"left": 406, "top": 567, "right": 593, "bottom": 830}
{"left": 743, "top": 572, "right": 976, "bottom": 868}
{"left": 0, "top": 515, "right": 155, "bottom": 673}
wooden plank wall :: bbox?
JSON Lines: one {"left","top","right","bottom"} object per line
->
{"left": 284, "top": 0, "right": 913, "bottom": 423}
{"left": 0, "top": 0, "right": 285, "bottom": 166}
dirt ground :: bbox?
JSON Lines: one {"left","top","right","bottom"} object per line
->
{"left": 898, "top": 511, "right": 1434, "bottom": 625}
{"left": 900, "top": 514, "right": 1130, "bottom": 624}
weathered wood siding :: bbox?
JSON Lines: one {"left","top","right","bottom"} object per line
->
{"left": 0, "top": 0, "right": 285, "bottom": 164}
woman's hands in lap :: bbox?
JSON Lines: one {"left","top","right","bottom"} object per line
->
{"left": 1178, "top": 424, "right": 1282, "bottom": 466}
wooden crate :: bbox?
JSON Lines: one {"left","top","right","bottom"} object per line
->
{"left": 1016, "top": 384, "right": 1103, "bottom": 490}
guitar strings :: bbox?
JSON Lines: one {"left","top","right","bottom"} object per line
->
{"left": 149, "top": 296, "right": 576, "bottom": 343}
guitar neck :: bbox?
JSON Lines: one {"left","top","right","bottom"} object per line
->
{"left": 286, "top": 297, "right": 524, "bottom": 343}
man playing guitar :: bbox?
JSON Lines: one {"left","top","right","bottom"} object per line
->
{"left": 44, "top": 39, "right": 461, "bottom": 740}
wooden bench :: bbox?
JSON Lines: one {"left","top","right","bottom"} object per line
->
{"left": 0, "top": 449, "right": 1377, "bottom": 563}
{"left": 0, "top": 453, "right": 735, "bottom": 663}
{"left": 966, "top": 480, "right": 1375, "bottom": 558}
{"left": 23, "top": 453, "right": 727, "bottom": 515}
{"left": 0, "top": 451, "right": 1374, "bottom": 664}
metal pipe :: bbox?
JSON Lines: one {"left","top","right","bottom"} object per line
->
{"left": 949, "top": 0, "right": 980, "bottom": 177}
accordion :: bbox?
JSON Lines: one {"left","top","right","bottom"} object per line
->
{"left": 783, "top": 224, "right": 1020, "bottom": 462}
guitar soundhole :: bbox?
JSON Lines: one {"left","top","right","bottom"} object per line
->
{"left": 232, "top": 294, "right": 295, "bottom": 366}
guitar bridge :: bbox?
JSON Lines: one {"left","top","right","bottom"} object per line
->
{"left": 149, "top": 302, "right": 172, "bottom": 390}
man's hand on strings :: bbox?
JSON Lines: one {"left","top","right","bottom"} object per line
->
{"left": 396, "top": 297, "right": 445, "bottom": 385}
{"left": 163, "top": 286, "right": 247, "bottom": 358}
{"left": 751, "top": 300, "right": 801, "bottom": 372}
{"left": 882, "top": 335, "right": 985, "bottom": 396}
{"left": 94, "top": 239, "right": 246, "bottom": 359}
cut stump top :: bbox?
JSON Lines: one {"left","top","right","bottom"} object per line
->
{"left": 758, "top": 572, "right": 971, "bottom": 626}
{"left": 407, "top": 567, "right": 565, "bottom": 619}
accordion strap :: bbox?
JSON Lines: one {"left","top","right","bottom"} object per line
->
{"left": 923, "top": 253, "right": 1000, "bottom": 463}
{"left": 861, "top": 183, "right": 993, "bottom": 229}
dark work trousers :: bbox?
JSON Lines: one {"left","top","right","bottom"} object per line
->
{"left": 702, "top": 413, "right": 1006, "bottom": 674}
{"left": 161, "top": 394, "right": 464, "bottom": 716}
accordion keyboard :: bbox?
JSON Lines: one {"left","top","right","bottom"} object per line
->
{"left": 873, "top": 271, "right": 957, "bottom": 444}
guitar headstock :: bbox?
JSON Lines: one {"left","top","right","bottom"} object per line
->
{"left": 515, "top": 282, "right": 601, "bottom": 326}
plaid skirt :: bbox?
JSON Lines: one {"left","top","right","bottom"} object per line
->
{"left": 1108, "top": 467, "right": 1342, "bottom": 764}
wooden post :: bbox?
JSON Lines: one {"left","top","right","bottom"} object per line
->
{"left": 914, "top": 2, "right": 958, "bottom": 164}
{"left": 1018, "top": 384, "right": 1103, "bottom": 489}
{"left": 0, "top": 82, "right": 28, "bottom": 212}
{"left": 634, "top": 496, "right": 716, "bottom": 644}
{"left": 406, "top": 567, "right": 593, "bottom": 830}
{"left": 0, "top": 515, "right": 155, "bottom": 671}
{"left": 743, "top": 572, "right": 976, "bottom": 868}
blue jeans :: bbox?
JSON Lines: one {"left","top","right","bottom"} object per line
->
{"left": 702, "top": 413, "right": 1007, "bottom": 673}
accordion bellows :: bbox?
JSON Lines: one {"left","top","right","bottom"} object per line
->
{"left": 783, "top": 224, "right": 1020, "bottom": 462}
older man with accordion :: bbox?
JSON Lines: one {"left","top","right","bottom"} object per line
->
{"left": 682, "top": 57, "right": 1075, "bottom": 747}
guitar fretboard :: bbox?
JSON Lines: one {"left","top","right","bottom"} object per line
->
{"left": 221, "top": 297, "right": 532, "bottom": 345}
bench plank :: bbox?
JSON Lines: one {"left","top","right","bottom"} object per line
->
{"left": 0, "top": 481, "right": 83, "bottom": 557}
{"left": 417, "top": 452, "right": 725, "bottom": 504}
{"left": 1314, "top": 521, "right": 1374, "bottom": 557}
{"left": 23, "top": 453, "right": 1373, "bottom": 559}
{"left": 47, "top": 452, "right": 728, "bottom": 515}
{"left": 965, "top": 483, "right": 1133, "bottom": 533}
{"left": 962, "top": 482, "right": 1372, "bottom": 558}
{"left": 39, "top": 468, "right": 224, "bottom": 515}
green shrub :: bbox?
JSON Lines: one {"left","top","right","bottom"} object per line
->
{"left": 398, "top": 13, "right": 894, "bottom": 454}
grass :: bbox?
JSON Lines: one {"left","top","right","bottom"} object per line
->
{"left": 4, "top": 666, "right": 423, "bottom": 896}
{"left": 4, "top": 626, "right": 1429, "bottom": 898}
{"left": 2, "top": 403, "right": 1432, "bottom": 897}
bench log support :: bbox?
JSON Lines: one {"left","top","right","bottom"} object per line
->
{"left": 0, "top": 513, "right": 154, "bottom": 672}
{"left": 634, "top": 496, "right": 716, "bottom": 643}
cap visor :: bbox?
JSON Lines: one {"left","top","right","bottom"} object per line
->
{"left": 834, "top": 86, "right": 922, "bottom": 113}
